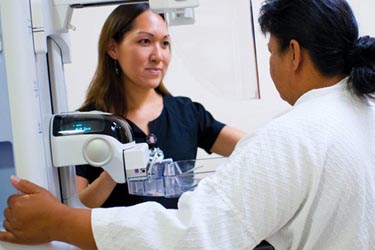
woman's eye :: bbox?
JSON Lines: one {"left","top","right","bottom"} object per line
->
{"left": 138, "top": 39, "right": 151, "bottom": 44}
{"left": 162, "top": 41, "right": 170, "bottom": 47}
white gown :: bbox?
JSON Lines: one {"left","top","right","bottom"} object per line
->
{"left": 92, "top": 78, "right": 375, "bottom": 250}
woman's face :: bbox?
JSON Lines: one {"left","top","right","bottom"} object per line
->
{"left": 109, "top": 10, "right": 171, "bottom": 91}
{"left": 268, "top": 34, "right": 293, "bottom": 104}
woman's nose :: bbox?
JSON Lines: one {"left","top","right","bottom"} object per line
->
{"left": 150, "top": 45, "right": 162, "bottom": 63}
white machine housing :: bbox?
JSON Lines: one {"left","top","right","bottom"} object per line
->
{"left": 50, "top": 111, "right": 217, "bottom": 199}
{"left": 50, "top": 112, "right": 150, "bottom": 183}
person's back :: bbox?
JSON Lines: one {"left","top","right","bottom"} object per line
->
{"left": 250, "top": 79, "right": 375, "bottom": 249}
{"left": 235, "top": 0, "right": 375, "bottom": 247}
{"left": 305, "top": 84, "right": 375, "bottom": 249}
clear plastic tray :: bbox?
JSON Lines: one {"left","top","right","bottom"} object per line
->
{"left": 127, "top": 157, "right": 226, "bottom": 198}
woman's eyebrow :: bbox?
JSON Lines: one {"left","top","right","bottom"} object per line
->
{"left": 136, "top": 31, "right": 170, "bottom": 39}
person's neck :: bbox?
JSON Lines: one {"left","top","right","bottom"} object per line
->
{"left": 126, "top": 88, "right": 161, "bottom": 111}
{"left": 291, "top": 69, "right": 346, "bottom": 105}
{"left": 125, "top": 89, "right": 163, "bottom": 135}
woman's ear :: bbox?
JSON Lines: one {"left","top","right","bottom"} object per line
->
{"left": 106, "top": 38, "right": 118, "bottom": 60}
{"left": 289, "top": 39, "right": 302, "bottom": 71}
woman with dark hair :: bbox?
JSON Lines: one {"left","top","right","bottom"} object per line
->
{"left": 258, "top": 0, "right": 375, "bottom": 101}
{"left": 1, "top": 1, "right": 374, "bottom": 249}
{"left": 75, "top": 3, "right": 246, "bottom": 209}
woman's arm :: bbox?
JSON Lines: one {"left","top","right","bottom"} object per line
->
{"left": 210, "top": 125, "right": 247, "bottom": 156}
{"left": 76, "top": 171, "right": 117, "bottom": 208}
{"left": 0, "top": 176, "right": 97, "bottom": 250}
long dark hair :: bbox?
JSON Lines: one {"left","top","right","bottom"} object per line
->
{"left": 258, "top": 0, "right": 375, "bottom": 98}
{"left": 80, "top": 3, "right": 171, "bottom": 116}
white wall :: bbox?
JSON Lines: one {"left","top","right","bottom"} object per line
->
{"left": 64, "top": 0, "right": 375, "bottom": 144}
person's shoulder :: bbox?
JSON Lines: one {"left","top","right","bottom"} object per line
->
{"left": 164, "top": 95, "right": 202, "bottom": 111}
{"left": 164, "top": 95, "right": 207, "bottom": 117}
{"left": 164, "top": 95, "right": 194, "bottom": 106}
{"left": 259, "top": 97, "right": 333, "bottom": 143}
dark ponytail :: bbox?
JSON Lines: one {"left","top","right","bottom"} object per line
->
{"left": 347, "top": 36, "right": 375, "bottom": 98}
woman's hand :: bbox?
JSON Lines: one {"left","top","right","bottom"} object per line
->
{"left": 0, "top": 176, "right": 65, "bottom": 245}
{"left": 0, "top": 176, "right": 97, "bottom": 249}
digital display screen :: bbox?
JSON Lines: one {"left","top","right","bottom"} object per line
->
{"left": 68, "top": 122, "right": 93, "bottom": 132}
{"left": 57, "top": 116, "right": 106, "bottom": 135}
{"left": 52, "top": 113, "right": 133, "bottom": 143}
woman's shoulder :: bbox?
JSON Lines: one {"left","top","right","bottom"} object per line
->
{"left": 164, "top": 95, "right": 193, "bottom": 105}
{"left": 164, "top": 95, "right": 207, "bottom": 114}
{"left": 165, "top": 95, "right": 207, "bottom": 107}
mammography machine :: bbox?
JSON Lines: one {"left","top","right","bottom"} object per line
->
{"left": 0, "top": 1, "right": 201, "bottom": 249}
{"left": 51, "top": 111, "right": 216, "bottom": 198}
